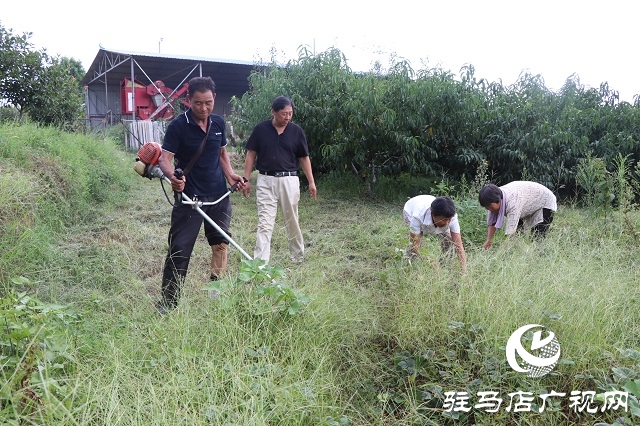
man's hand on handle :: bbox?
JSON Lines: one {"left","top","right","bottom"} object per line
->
{"left": 171, "top": 168, "right": 185, "bottom": 192}
{"left": 241, "top": 179, "right": 251, "bottom": 198}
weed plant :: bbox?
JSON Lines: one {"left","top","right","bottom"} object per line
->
{"left": 1, "top": 123, "right": 639, "bottom": 425}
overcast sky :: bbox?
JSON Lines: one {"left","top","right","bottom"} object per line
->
{"left": 2, "top": 0, "right": 638, "bottom": 103}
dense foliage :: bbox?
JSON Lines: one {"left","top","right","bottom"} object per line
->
{"left": 0, "top": 22, "right": 84, "bottom": 130}
{"left": 230, "top": 48, "right": 640, "bottom": 197}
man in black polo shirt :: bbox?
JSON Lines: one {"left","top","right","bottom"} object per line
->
{"left": 157, "top": 76, "right": 246, "bottom": 313}
{"left": 242, "top": 96, "right": 317, "bottom": 263}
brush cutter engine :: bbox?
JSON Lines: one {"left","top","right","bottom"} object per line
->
{"left": 133, "top": 142, "right": 164, "bottom": 179}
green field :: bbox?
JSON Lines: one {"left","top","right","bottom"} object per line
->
{"left": 1, "top": 124, "right": 639, "bottom": 425}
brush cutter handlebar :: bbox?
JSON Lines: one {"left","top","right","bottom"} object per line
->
{"left": 171, "top": 170, "right": 247, "bottom": 207}
{"left": 162, "top": 174, "right": 252, "bottom": 260}
{"left": 179, "top": 184, "right": 241, "bottom": 207}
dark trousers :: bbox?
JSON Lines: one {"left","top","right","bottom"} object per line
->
{"left": 161, "top": 196, "right": 232, "bottom": 308}
{"left": 517, "top": 208, "right": 554, "bottom": 238}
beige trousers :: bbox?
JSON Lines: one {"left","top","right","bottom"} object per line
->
{"left": 254, "top": 174, "right": 304, "bottom": 263}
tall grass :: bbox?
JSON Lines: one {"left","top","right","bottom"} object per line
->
{"left": 0, "top": 123, "right": 131, "bottom": 281}
{"left": 1, "top": 123, "right": 639, "bottom": 425}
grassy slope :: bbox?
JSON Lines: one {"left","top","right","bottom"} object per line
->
{"left": 2, "top": 124, "right": 639, "bottom": 425}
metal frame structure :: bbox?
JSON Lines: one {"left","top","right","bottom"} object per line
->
{"left": 80, "top": 48, "right": 257, "bottom": 129}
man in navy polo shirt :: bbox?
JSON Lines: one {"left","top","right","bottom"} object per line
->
{"left": 242, "top": 96, "right": 317, "bottom": 264}
{"left": 157, "top": 76, "right": 246, "bottom": 312}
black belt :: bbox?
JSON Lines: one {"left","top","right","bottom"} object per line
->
{"left": 259, "top": 171, "right": 298, "bottom": 177}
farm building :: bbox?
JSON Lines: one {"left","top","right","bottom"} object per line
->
{"left": 80, "top": 48, "right": 257, "bottom": 147}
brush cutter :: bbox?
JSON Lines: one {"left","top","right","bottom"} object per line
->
{"left": 134, "top": 141, "right": 252, "bottom": 260}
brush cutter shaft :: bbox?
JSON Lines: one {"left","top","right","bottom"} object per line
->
{"left": 134, "top": 143, "right": 253, "bottom": 261}
{"left": 161, "top": 176, "right": 253, "bottom": 261}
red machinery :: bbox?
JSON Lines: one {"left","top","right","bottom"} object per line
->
{"left": 121, "top": 78, "right": 189, "bottom": 120}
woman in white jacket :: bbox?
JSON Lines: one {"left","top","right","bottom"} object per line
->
{"left": 478, "top": 181, "right": 557, "bottom": 250}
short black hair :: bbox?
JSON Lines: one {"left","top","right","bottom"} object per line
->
{"left": 431, "top": 196, "right": 456, "bottom": 218}
{"left": 478, "top": 184, "right": 503, "bottom": 207}
{"left": 188, "top": 76, "right": 216, "bottom": 98}
{"left": 272, "top": 95, "right": 293, "bottom": 112}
